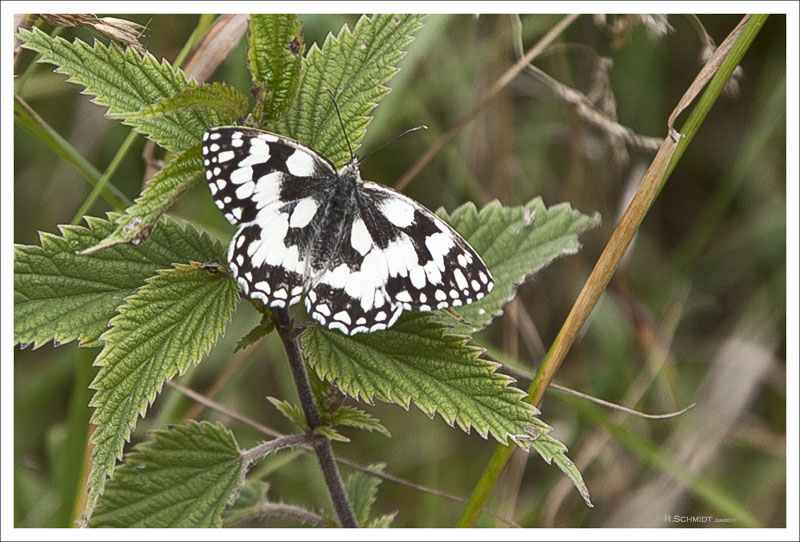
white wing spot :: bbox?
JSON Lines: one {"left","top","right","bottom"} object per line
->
{"left": 286, "top": 149, "right": 316, "bottom": 176}
{"left": 396, "top": 290, "right": 412, "bottom": 303}
{"left": 235, "top": 182, "right": 254, "bottom": 199}
{"left": 231, "top": 166, "right": 254, "bottom": 185}
{"left": 350, "top": 218, "right": 372, "bottom": 256}
{"left": 409, "top": 266, "right": 426, "bottom": 289}
{"left": 453, "top": 269, "right": 468, "bottom": 290}
{"left": 471, "top": 279, "right": 481, "bottom": 290}
{"left": 217, "top": 150, "right": 235, "bottom": 163}
{"left": 209, "top": 132, "right": 221, "bottom": 140}
{"left": 375, "top": 311, "right": 386, "bottom": 322}
{"left": 380, "top": 198, "right": 415, "bottom": 227}
{"left": 333, "top": 311, "right": 352, "bottom": 325}
{"left": 239, "top": 139, "right": 270, "bottom": 167}
{"left": 289, "top": 198, "right": 318, "bottom": 228}
{"left": 424, "top": 261, "right": 442, "bottom": 285}
{"left": 316, "top": 303, "right": 331, "bottom": 316}
{"left": 435, "top": 289, "right": 447, "bottom": 301}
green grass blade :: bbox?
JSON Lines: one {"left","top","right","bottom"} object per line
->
{"left": 14, "top": 95, "right": 130, "bottom": 210}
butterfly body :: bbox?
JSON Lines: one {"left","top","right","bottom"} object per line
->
{"left": 202, "top": 126, "right": 493, "bottom": 335}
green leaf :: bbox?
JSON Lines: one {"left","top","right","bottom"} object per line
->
{"left": 440, "top": 198, "right": 600, "bottom": 334}
{"left": 89, "top": 421, "right": 243, "bottom": 527}
{"left": 121, "top": 82, "right": 249, "bottom": 125}
{"left": 248, "top": 14, "right": 304, "bottom": 124}
{"left": 267, "top": 396, "right": 307, "bottom": 429}
{"left": 273, "top": 14, "right": 425, "bottom": 166}
{"left": 17, "top": 26, "right": 207, "bottom": 153}
{"left": 328, "top": 405, "right": 391, "bottom": 437}
{"left": 343, "top": 463, "right": 385, "bottom": 526}
{"left": 313, "top": 425, "right": 350, "bottom": 443}
{"left": 81, "top": 144, "right": 204, "bottom": 254}
{"left": 300, "top": 312, "right": 538, "bottom": 444}
{"left": 86, "top": 262, "right": 240, "bottom": 521}
{"left": 234, "top": 311, "right": 275, "bottom": 352}
{"left": 14, "top": 214, "right": 224, "bottom": 349}
{"left": 366, "top": 512, "right": 397, "bottom": 528}
{"left": 531, "top": 433, "right": 593, "bottom": 508}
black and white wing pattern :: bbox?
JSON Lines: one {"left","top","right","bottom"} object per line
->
{"left": 202, "top": 126, "right": 494, "bottom": 335}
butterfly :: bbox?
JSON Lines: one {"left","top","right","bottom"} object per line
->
{"left": 202, "top": 126, "right": 493, "bottom": 335}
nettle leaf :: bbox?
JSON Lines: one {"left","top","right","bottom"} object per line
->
{"left": 82, "top": 144, "right": 204, "bottom": 254}
{"left": 234, "top": 311, "right": 275, "bottom": 352}
{"left": 89, "top": 421, "right": 243, "bottom": 527}
{"left": 301, "top": 312, "right": 537, "bottom": 444}
{"left": 121, "top": 82, "right": 249, "bottom": 125}
{"left": 273, "top": 14, "right": 425, "bottom": 166}
{"left": 14, "top": 214, "right": 224, "bottom": 349}
{"left": 86, "top": 261, "right": 240, "bottom": 520}
{"left": 313, "top": 425, "right": 350, "bottom": 443}
{"left": 248, "top": 14, "right": 304, "bottom": 124}
{"left": 343, "top": 463, "right": 389, "bottom": 527}
{"left": 328, "top": 405, "right": 391, "bottom": 437}
{"left": 440, "top": 198, "right": 600, "bottom": 334}
{"left": 530, "top": 428, "right": 593, "bottom": 507}
{"left": 267, "top": 396, "right": 307, "bottom": 429}
{"left": 366, "top": 512, "right": 398, "bottom": 528}
{"left": 17, "top": 26, "right": 207, "bottom": 153}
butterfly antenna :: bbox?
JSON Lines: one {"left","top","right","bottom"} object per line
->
{"left": 358, "top": 125, "right": 428, "bottom": 164}
{"left": 325, "top": 87, "right": 355, "bottom": 164}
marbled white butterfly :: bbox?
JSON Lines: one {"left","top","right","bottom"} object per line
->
{"left": 202, "top": 126, "right": 493, "bottom": 335}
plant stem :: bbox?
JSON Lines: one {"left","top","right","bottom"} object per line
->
{"left": 275, "top": 308, "right": 358, "bottom": 528}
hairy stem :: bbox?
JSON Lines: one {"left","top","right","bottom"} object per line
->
{"left": 275, "top": 308, "right": 357, "bottom": 528}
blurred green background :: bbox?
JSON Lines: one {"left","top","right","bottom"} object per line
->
{"left": 13, "top": 13, "right": 787, "bottom": 528}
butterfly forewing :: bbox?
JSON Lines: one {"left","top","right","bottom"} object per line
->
{"left": 202, "top": 126, "right": 494, "bottom": 334}
{"left": 203, "top": 127, "right": 336, "bottom": 309}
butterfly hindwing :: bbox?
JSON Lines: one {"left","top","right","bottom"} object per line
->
{"left": 303, "top": 181, "right": 493, "bottom": 334}
{"left": 203, "top": 126, "right": 494, "bottom": 334}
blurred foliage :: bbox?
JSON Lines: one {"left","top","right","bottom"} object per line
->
{"left": 13, "top": 13, "right": 787, "bottom": 528}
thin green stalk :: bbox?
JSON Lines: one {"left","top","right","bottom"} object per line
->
{"left": 14, "top": 95, "right": 131, "bottom": 210}
{"left": 70, "top": 131, "right": 138, "bottom": 224}
{"left": 455, "top": 14, "right": 769, "bottom": 528}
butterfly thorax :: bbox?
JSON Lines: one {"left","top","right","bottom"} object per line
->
{"left": 305, "top": 163, "right": 363, "bottom": 273}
